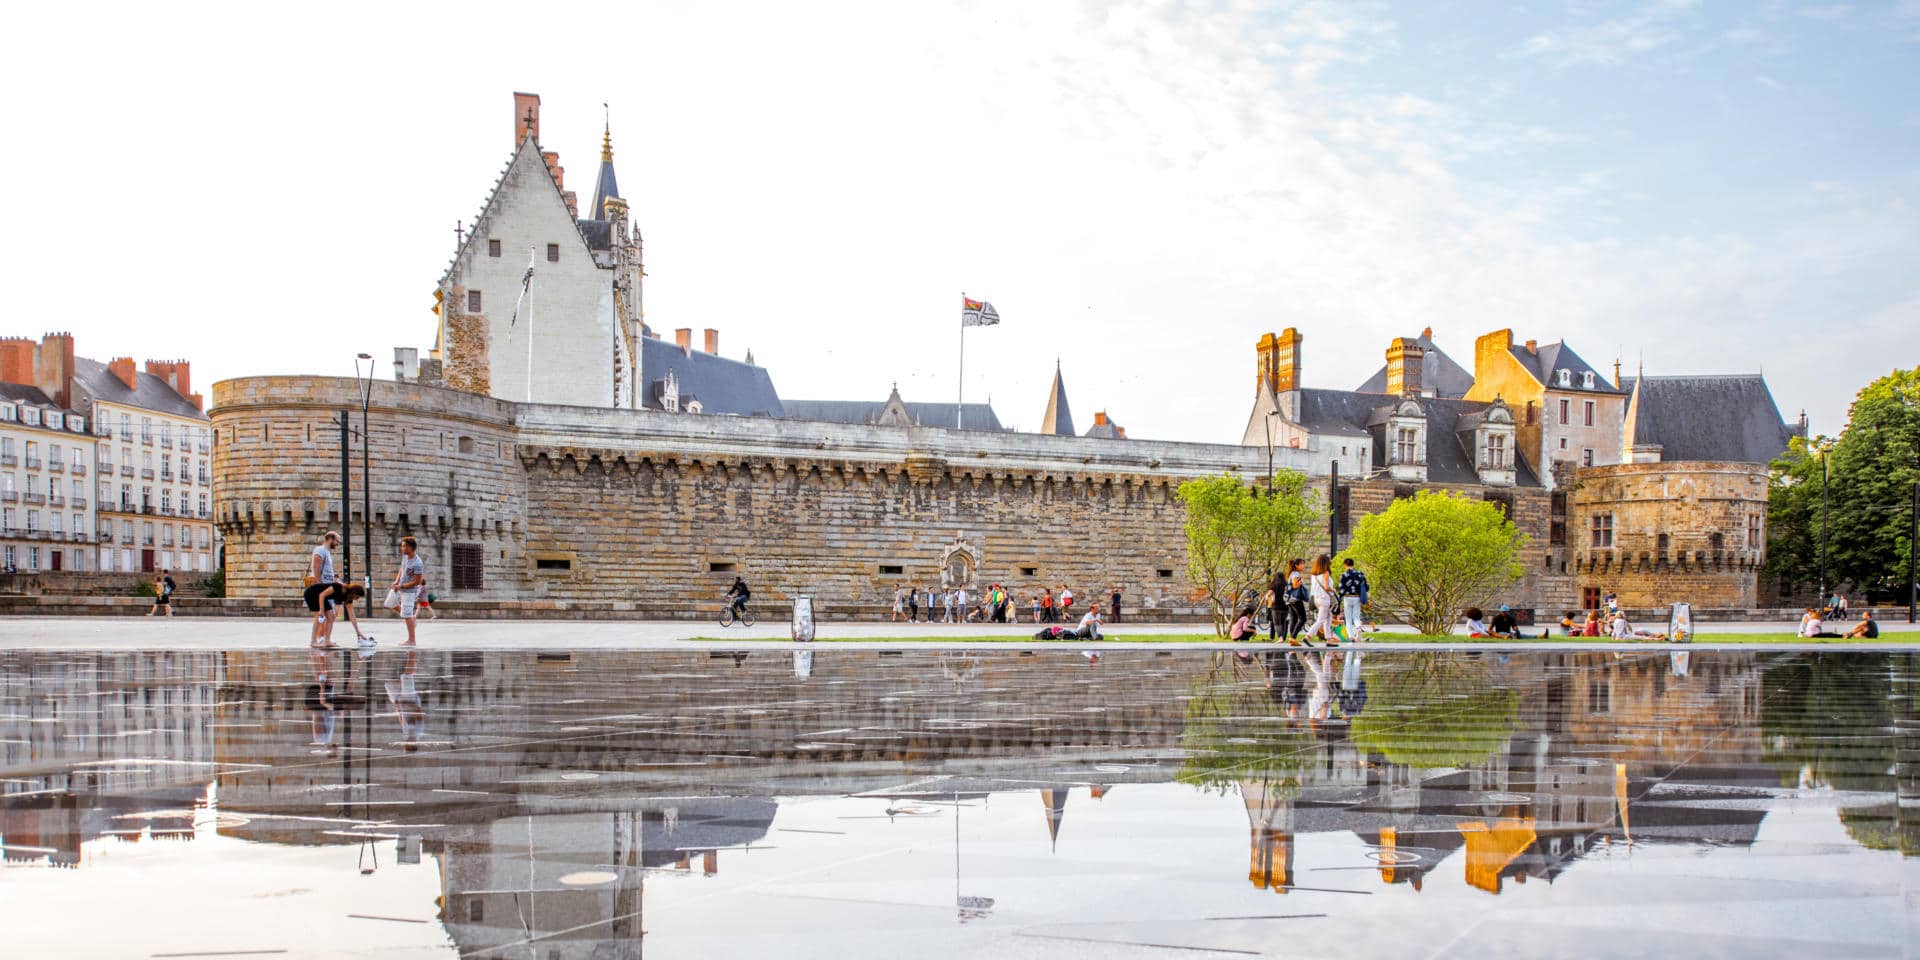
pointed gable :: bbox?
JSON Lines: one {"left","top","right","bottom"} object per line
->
{"left": 442, "top": 133, "right": 601, "bottom": 284}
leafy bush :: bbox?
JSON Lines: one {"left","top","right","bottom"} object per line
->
{"left": 1341, "top": 490, "right": 1526, "bottom": 636}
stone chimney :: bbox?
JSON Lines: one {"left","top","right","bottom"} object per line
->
{"left": 37, "top": 332, "right": 75, "bottom": 408}
{"left": 1255, "top": 328, "right": 1303, "bottom": 395}
{"left": 0, "top": 337, "right": 35, "bottom": 387}
{"left": 1473, "top": 329, "right": 1515, "bottom": 388}
{"left": 674, "top": 328, "right": 693, "bottom": 351}
{"left": 1386, "top": 337, "right": 1425, "bottom": 397}
{"left": 1093, "top": 411, "right": 1109, "bottom": 426}
{"left": 512, "top": 92, "right": 541, "bottom": 145}
{"left": 703, "top": 329, "right": 719, "bottom": 355}
{"left": 108, "top": 357, "right": 138, "bottom": 391}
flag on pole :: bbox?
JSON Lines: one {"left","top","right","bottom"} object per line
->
{"left": 961, "top": 296, "right": 1000, "bottom": 327}
{"left": 509, "top": 248, "right": 536, "bottom": 328}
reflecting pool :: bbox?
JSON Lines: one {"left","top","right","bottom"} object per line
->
{"left": 2, "top": 648, "right": 1915, "bottom": 958}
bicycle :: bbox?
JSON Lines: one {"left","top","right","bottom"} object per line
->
{"left": 718, "top": 603, "right": 755, "bottom": 628}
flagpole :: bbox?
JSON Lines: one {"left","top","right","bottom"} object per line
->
{"left": 956, "top": 295, "right": 966, "bottom": 431}
{"left": 523, "top": 247, "right": 536, "bottom": 404}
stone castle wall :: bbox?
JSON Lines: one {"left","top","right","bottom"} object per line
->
{"left": 211, "top": 377, "right": 524, "bottom": 600}
{"left": 1567, "top": 460, "right": 1769, "bottom": 609}
{"left": 213, "top": 377, "right": 1305, "bottom": 615}
{"left": 211, "top": 376, "right": 1761, "bottom": 618}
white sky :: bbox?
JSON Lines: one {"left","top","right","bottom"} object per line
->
{"left": 4, "top": 1, "right": 1916, "bottom": 442}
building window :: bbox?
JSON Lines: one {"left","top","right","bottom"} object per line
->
{"left": 1583, "top": 400, "right": 1595, "bottom": 427}
{"left": 878, "top": 564, "right": 904, "bottom": 575}
{"left": 546, "top": 243, "right": 559, "bottom": 262}
{"left": 1557, "top": 369, "right": 1571, "bottom": 387}
{"left": 1549, "top": 491, "right": 1567, "bottom": 545}
{"left": 467, "top": 289, "right": 483, "bottom": 312}
{"left": 1582, "top": 448, "right": 1595, "bottom": 467}
{"left": 1709, "top": 532, "right": 1725, "bottom": 555}
{"left": 1484, "top": 434, "right": 1506, "bottom": 469}
{"left": 1482, "top": 490, "right": 1512, "bottom": 520}
{"left": 1558, "top": 437, "right": 1568, "bottom": 450}
{"left": 1747, "top": 513, "right": 1762, "bottom": 549}
{"left": 707, "top": 561, "right": 736, "bottom": 573}
{"left": 1334, "top": 485, "right": 1352, "bottom": 534}
{"left": 1657, "top": 533, "right": 1670, "bottom": 556}
{"left": 1558, "top": 398, "right": 1570, "bottom": 425}
{"left": 451, "top": 543, "right": 484, "bottom": 590}
{"left": 534, "top": 557, "right": 571, "bottom": 571}
{"left": 1581, "top": 371, "right": 1595, "bottom": 389}
{"left": 1590, "top": 513, "right": 1613, "bottom": 548}
{"left": 1393, "top": 428, "right": 1418, "bottom": 463}
{"left": 488, "top": 239, "right": 502, "bottom": 257}
{"left": 1583, "top": 586, "right": 1601, "bottom": 608}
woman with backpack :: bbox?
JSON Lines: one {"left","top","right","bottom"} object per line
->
{"left": 1284, "top": 558, "right": 1309, "bottom": 640}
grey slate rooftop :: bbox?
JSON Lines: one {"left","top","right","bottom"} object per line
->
{"left": 1356, "top": 331, "right": 1476, "bottom": 398}
{"left": 1511, "top": 340, "right": 1624, "bottom": 394}
{"left": 780, "top": 398, "right": 1006, "bottom": 431}
{"left": 638, "top": 336, "right": 784, "bottom": 417}
{"left": 70, "top": 356, "right": 205, "bottom": 420}
{"left": 1623, "top": 374, "right": 1795, "bottom": 464}
{"left": 1295, "top": 388, "right": 1543, "bottom": 486}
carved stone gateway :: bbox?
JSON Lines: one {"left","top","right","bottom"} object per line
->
{"left": 941, "top": 536, "right": 978, "bottom": 589}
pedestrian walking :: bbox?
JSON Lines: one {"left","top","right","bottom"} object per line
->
{"left": 1041, "top": 588, "right": 1056, "bottom": 623}
{"left": 906, "top": 587, "right": 919, "bottom": 623}
{"left": 1286, "top": 558, "right": 1309, "bottom": 640}
{"left": 1060, "top": 586, "right": 1074, "bottom": 616}
{"left": 1109, "top": 585, "right": 1122, "bottom": 623}
{"left": 1308, "top": 555, "right": 1339, "bottom": 645}
{"left": 1337, "top": 558, "right": 1369, "bottom": 642}
{"left": 147, "top": 568, "right": 177, "bottom": 618}
{"left": 1031, "top": 593, "right": 1042, "bottom": 623}
{"left": 956, "top": 586, "right": 970, "bottom": 623}
{"left": 388, "top": 536, "right": 427, "bottom": 646}
{"left": 943, "top": 588, "right": 955, "bottom": 623}
{"left": 891, "top": 584, "right": 906, "bottom": 622}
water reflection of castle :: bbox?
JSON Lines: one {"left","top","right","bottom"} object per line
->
{"left": 3, "top": 648, "right": 1913, "bottom": 954}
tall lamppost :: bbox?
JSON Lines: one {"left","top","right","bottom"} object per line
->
{"left": 1816, "top": 437, "right": 1833, "bottom": 609}
{"left": 354, "top": 353, "right": 375, "bottom": 618}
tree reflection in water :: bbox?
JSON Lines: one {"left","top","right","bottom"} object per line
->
{"left": 1350, "top": 653, "right": 1520, "bottom": 770}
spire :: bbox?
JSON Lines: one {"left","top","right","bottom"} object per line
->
{"left": 591, "top": 105, "right": 621, "bottom": 221}
{"left": 1039, "top": 361, "right": 1075, "bottom": 436}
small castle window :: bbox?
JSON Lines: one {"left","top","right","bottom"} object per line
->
{"left": 488, "top": 239, "right": 502, "bottom": 257}
{"left": 1557, "top": 369, "right": 1571, "bottom": 387}
{"left": 534, "top": 557, "right": 571, "bottom": 571}
{"left": 1583, "top": 400, "right": 1595, "bottom": 426}
{"left": 451, "top": 543, "right": 484, "bottom": 590}
{"left": 1021, "top": 566, "right": 1039, "bottom": 577}
{"left": 467, "top": 290, "right": 483, "bottom": 312}
{"left": 458, "top": 436, "right": 474, "bottom": 454}
{"left": 546, "top": 243, "right": 559, "bottom": 263}
{"left": 878, "top": 564, "right": 903, "bottom": 575}
{"left": 708, "top": 561, "right": 736, "bottom": 573}
{"left": 1155, "top": 568, "right": 1173, "bottom": 578}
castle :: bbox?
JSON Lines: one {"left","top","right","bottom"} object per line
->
{"left": 208, "top": 93, "right": 1797, "bottom": 618}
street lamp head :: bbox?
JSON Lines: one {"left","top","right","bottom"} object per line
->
{"left": 356, "top": 353, "right": 372, "bottom": 360}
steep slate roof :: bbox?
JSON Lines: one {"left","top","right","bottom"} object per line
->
{"left": 1293, "top": 388, "right": 1540, "bottom": 486}
{"left": 71, "top": 357, "right": 205, "bottom": 420}
{"left": 590, "top": 129, "right": 620, "bottom": 221}
{"left": 637, "top": 337, "right": 783, "bottom": 417}
{"left": 1084, "top": 417, "right": 1126, "bottom": 439}
{"left": 1356, "top": 331, "right": 1475, "bottom": 398}
{"left": 0, "top": 382, "right": 57, "bottom": 407}
{"left": 1509, "top": 341, "right": 1623, "bottom": 394}
{"left": 781, "top": 398, "right": 1006, "bottom": 431}
{"left": 1621, "top": 374, "right": 1793, "bottom": 464}
{"left": 1039, "top": 364, "right": 1075, "bottom": 436}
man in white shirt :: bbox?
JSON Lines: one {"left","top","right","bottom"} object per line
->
{"left": 1074, "top": 604, "right": 1103, "bottom": 640}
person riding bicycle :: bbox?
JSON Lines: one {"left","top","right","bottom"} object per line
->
{"left": 726, "top": 576, "right": 751, "bottom": 618}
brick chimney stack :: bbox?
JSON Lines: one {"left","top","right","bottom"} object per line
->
{"left": 0, "top": 337, "right": 34, "bottom": 385}
{"left": 513, "top": 92, "right": 541, "bottom": 146}
{"left": 674, "top": 328, "right": 693, "bottom": 351}
{"left": 1473, "top": 329, "right": 1515, "bottom": 390}
{"left": 1255, "top": 328, "right": 1303, "bottom": 395}
{"left": 1386, "top": 337, "right": 1425, "bottom": 397}
{"left": 109, "top": 357, "right": 138, "bottom": 390}
{"left": 1093, "top": 411, "right": 1109, "bottom": 426}
{"left": 703, "top": 329, "right": 719, "bottom": 355}
{"left": 36, "top": 332, "right": 75, "bottom": 408}
{"left": 144, "top": 359, "right": 200, "bottom": 408}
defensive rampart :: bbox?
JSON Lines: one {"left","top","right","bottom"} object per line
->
{"left": 1567, "top": 460, "right": 1770, "bottom": 609}
{"left": 211, "top": 377, "right": 1296, "bottom": 616}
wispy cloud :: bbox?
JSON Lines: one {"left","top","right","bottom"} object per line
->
{"left": 1517, "top": 0, "right": 1701, "bottom": 66}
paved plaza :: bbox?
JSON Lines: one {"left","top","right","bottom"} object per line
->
{"left": 2, "top": 644, "right": 1916, "bottom": 957}
{"left": 2, "top": 615, "right": 1916, "bottom": 651}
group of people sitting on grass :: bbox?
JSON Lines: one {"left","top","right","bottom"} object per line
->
{"left": 1800, "top": 607, "right": 1879, "bottom": 639}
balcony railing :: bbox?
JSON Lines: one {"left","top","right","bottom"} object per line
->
{"left": 24, "top": 456, "right": 41, "bottom": 469}
{"left": 119, "top": 465, "right": 133, "bottom": 477}
{"left": 70, "top": 531, "right": 87, "bottom": 543}
{"left": 70, "top": 464, "right": 86, "bottom": 477}
{"left": 160, "top": 436, "right": 172, "bottom": 449}
{"left": 141, "top": 505, "right": 154, "bottom": 515}
{"left": 161, "top": 470, "right": 174, "bottom": 482}
{"left": 96, "top": 426, "right": 112, "bottom": 438}
{"left": 140, "top": 468, "right": 154, "bottom": 479}
{"left": 72, "top": 497, "right": 87, "bottom": 509}
{"left": 0, "top": 454, "right": 16, "bottom": 467}
{"left": 197, "top": 441, "right": 210, "bottom": 454}
{"left": 96, "top": 531, "right": 112, "bottom": 542}
{"left": 141, "top": 536, "right": 154, "bottom": 546}
{"left": 0, "top": 490, "right": 16, "bottom": 502}
{"left": 196, "top": 471, "right": 209, "bottom": 484}
{"left": 48, "top": 495, "right": 64, "bottom": 507}
{"left": 141, "top": 432, "right": 153, "bottom": 445}
{"left": 47, "top": 460, "right": 63, "bottom": 473}
{"left": 23, "top": 493, "right": 45, "bottom": 505}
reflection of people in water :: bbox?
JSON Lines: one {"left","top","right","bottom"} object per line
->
{"left": 306, "top": 653, "right": 340, "bottom": 755}
{"left": 1334, "top": 650, "right": 1367, "bottom": 718}
{"left": 383, "top": 649, "right": 426, "bottom": 752}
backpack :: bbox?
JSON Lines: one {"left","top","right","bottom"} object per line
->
{"left": 1034, "top": 627, "right": 1065, "bottom": 641}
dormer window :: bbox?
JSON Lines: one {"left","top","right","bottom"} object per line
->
{"left": 0, "top": 403, "right": 14, "bottom": 422}
{"left": 23, "top": 407, "right": 40, "bottom": 426}
{"left": 1581, "top": 371, "right": 1595, "bottom": 389}
{"left": 1556, "top": 369, "right": 1571, "bottom": 387}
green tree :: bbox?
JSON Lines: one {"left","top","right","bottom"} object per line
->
{"left": 1767, "top": 367, "right": 1920, "bottom": 598}
{"left": 1350, "top": 653, "right": 1519, "bottom": 769}
{"left": 1178, "top": 472, "right": 1323, "bottom": 636}
{"left": 1340, "top": 490, "right": 1526, "bottom": 635}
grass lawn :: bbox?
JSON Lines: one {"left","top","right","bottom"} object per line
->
{"left": 690, "top": 630, "right": 1911, "bottom": 644}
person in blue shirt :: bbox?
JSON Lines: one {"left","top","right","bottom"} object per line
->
{"left": 1336, "top": 558, "right": 1369, "bottom": 641}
